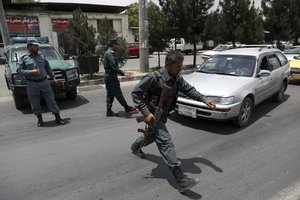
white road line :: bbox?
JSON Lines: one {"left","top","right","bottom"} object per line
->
{"left": 268, "top": 181, "right": 300, "bottom": 200}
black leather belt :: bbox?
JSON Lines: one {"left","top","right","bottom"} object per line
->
{"left": 27, "top": 77, "right": 47, "bottom": 82}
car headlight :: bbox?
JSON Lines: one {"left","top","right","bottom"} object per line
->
{"left": 66, "top": 68, "right": 78, "bottom": 76}
{"left": 207, "top": 96, "right": 234, "bottom": 105}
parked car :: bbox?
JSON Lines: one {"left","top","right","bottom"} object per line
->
{"left": 127, "top": 42, "right": 154, "bottom": 57}
{"left": 0, "top": 37, "right": 80, "bottom": 109}
{"left": 176, "top": 47, "right": 290, "bottom": 127}
{"left": 288, "top": 55, "right": 300, "bottom": 82}
{"left": 167, "top": 38, "right": 203, "bottom": 54}
{"left": 199, "top": 44, "right": 235, "bottom": 61}
{"left": 283, "top": 47, "right": 300, "bottom": 61}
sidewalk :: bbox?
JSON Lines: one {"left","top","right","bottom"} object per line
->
{"left": 77, "top": 65, "right": 196, "bottom": 92}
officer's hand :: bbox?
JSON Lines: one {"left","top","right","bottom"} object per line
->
{"left": 124, "top": 72, "right": 132, "bottom": 77}
{"left": 145, "top": 113, "right": 156, "bottom": 125}
{"left": 32, "top": 68, "right": 40, "bottom": 76}
{"left": 205, "top": 99, "right": 216, "bottom": 110}
{"left": 51, "top": 80, "right": 60, "bottom": 86}
{"left": 124, "top": 72, "right": 133, "bottom": 80}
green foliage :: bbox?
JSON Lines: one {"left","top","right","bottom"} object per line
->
{"left": 68, "top": 8, "right": 97, "bottom": 56}
{"left": 203, "top": 11, "right": 222, "bottom": 44}
{"left": 262, "top": 0, "right": 295, "bottom": 43}
{"left": 218, "top": 0, "right": 264, "bottom": 45}
{"left": 126, "top": 3, "right": 139, "bottom": 27}
{"left": 148, "top": 1, "right": 169, "bottom": 52}
{"left": 96, "top": 17, "right": 128, "bottom": 67}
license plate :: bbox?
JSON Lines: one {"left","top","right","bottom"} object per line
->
{"left": 178, "top": 104, "right": 196, "bottom": 118}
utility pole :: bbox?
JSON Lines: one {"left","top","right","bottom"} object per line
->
{"left": 0, "top": 0, "right": 10, "bottom": 46}
{"left": 138, "top": 0, "right": 149, "bottom": 72}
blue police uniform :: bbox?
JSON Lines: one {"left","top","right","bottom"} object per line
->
{"left": 104, "top": 46, "right": 135, "bottom": 116}
{"left": 16, "top": 45, "right": 64, "bottom": 126}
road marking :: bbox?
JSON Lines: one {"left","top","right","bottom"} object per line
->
{"left": 268, "top": 181, "right": 300, "bottom": 200}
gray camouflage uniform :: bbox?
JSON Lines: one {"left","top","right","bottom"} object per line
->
{"left": 131, "top": 67, "right": 208, "bottom": 171}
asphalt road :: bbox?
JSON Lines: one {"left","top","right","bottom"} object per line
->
{"left": 1, "top": 65, "right": 300, "bottom": 200}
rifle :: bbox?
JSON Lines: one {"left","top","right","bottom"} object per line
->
{"left": 136, "top": 83, "right": 173, "bottom": 152}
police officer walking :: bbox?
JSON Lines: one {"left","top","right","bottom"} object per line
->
{"left": 17, "top": 39, "right": 65, "bottom": 127}
{"left": 104, "top": 38, "right": 137, "bottom": 116}
{"left": 131, "top": 50, "right": 216, "bottom": 193}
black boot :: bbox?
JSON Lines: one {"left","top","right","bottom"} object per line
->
{"left": 131, "top": 141, "right": 146, "bottom": 159}
{"left": 37, "top": 114, "right": 43, "bottom": 127}
{"left": 106, "top": 109, "right": 118, "bottom": 117}
{"left": 172, "top": 167, "right": 199, "bottom": 193}
{"left": 54, "top": 113, "right": 65, "bottom": 125}
{"left": 125, "top": 106, "right": 138, "bottom": 113}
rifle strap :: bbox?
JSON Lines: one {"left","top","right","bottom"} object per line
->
{"left": 154, "top": 70, "right": 164, "bottom": 88}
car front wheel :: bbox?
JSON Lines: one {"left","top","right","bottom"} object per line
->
{"left": 233, "top": 97, "right": 253, "bottom": 127}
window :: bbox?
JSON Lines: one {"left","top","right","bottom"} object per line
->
{"left": 276, "top": 52, "right": 288, "bottom": 66}
{"left": 268, "top": 54, "right": 281, "bottom": 70}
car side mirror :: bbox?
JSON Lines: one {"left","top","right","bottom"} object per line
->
{"left": 0, "top": 57, "right": 7, "bottom": 64}
{"left": 257, "top": 69, "right": 271, "bottom": 77}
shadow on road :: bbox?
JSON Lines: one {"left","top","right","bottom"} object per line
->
{"left": 19, "top": 94, "right": 89, "bottom": 114}
{"left": 143, "top": 153, "right": 222, "bottom": 199}
{"left": 169, "top": 95, "right": 290, "bottom": 135}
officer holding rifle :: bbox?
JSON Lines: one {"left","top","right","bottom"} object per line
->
{"left": 130, "top": 50, "right": 216, "bottom": 193}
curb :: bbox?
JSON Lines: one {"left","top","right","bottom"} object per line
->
{"left": 77, "top": 69, "right": 195, "bottom": 92}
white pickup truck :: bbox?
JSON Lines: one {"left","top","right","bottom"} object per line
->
{"left": 168, "top": 38, "right": 203, "bottom": 54}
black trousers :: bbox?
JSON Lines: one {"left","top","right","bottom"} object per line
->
{"left": 105, "top": 76, "right": 128, "bottom": 109}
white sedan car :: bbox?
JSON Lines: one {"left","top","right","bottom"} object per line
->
{"left": 176, "top": 48, "right": 290, "bottom": 127}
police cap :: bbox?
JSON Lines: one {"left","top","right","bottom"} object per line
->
{"left": 27, "top": 38, "right": 39, "bottom": 46}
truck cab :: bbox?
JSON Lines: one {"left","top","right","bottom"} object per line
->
{"left": 0, "top": 37, "right": 80, "bottom": 109}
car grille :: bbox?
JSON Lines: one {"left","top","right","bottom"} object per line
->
{"left": 52, "top": 69, "right": 65, "bottom": 82}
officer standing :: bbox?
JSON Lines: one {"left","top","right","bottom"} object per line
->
{"left": 130, "top": 50, "right": 216, "bottom": 193}
{"left": 104, "top": 38, "right": 137, "bottom": 116}
{"left": 17, "top": 39, "right": 65, "bottom": 127}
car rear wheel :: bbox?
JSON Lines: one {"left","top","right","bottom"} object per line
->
{"left": 13, "top": 92, "right": 26, "bottom": 110}
{"left": 233, "top": 97, "right": 253, "bottom": 127}
{"left": 66, "top": 87, "right": 77, "bottom": 100}
{"left": 272, "top": 82, "right": 286, "bottom": 102}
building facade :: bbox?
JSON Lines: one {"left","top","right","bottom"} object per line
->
{"left": 2, "top": 2, "right": 134, "bottom": 55}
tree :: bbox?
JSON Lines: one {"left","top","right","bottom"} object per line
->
{"left": 203, "top": 10, "right": 222, "bottom": 45}
{"left": 148, "top": 1, "right": 169, "bottom": 68}
{"left": 96, "top": 17, "right": 128, "bottom": 67}
{"left": 218, "top": 0, "right": 264, "bottom": 46}
{"left": 68, "top": 8, "right": 98, "bottom": 77}
{"left": 126, "top": 2, "right": 139, "bottom": 28}
{"left": 262, "top": 0, "right": 293, "bottom": 45}
{"left": 68, "top": 8, "right": 96, "bottom": 56}
{"left": 236, "top": 4, "right": 264, "bottom": 44}
{"left": 159, "top": 0, "right": 213, "bottom": 67}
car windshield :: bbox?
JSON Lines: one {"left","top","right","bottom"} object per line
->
{"left": 283, "top": 48, "right": 300, "bottom": 54}
{"left": 196, "top": 54, "right": 256, "bottom": 77}
{"left": 11, "top": 46, "right": 62, "bottom": 62}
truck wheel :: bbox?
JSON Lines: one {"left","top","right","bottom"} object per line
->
{"left": 66, "top": 87, "right": 77, "bottom": 100}
{"left": 13, "top": 93, "right": 26, "bottom": 110}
